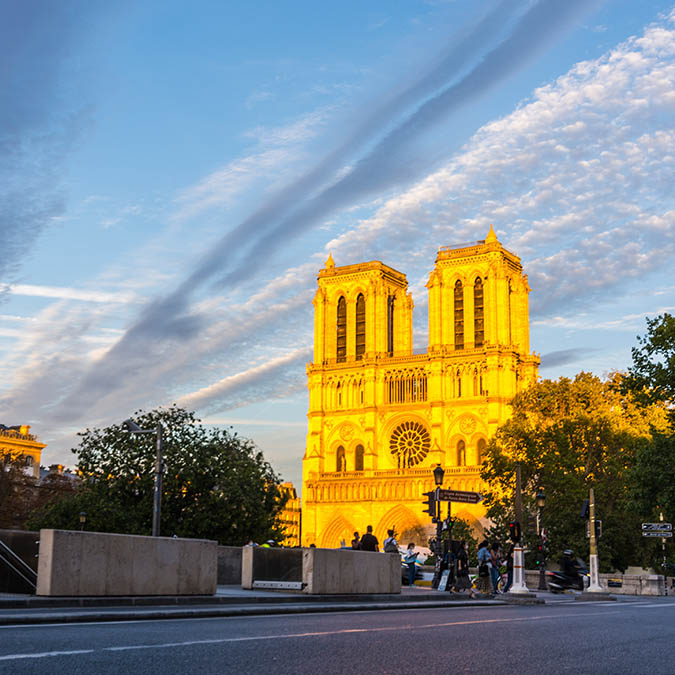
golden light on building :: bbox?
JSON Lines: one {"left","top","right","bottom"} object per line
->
{"left": 301, "top": 226, "right": 539, "bottom": 547}
{"left": 278, "top": 482, "right": 302, "bottom": 547}
{"left": 0, "top": 424, "right": 45, "bottom": 479}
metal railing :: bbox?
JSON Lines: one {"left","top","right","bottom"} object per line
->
{"left": 0, "top": 539, "right": 37, "bottom": 593}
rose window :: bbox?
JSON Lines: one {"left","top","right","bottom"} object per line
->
{"left": 390, "top": 421, "right": 431, "bottom": 468}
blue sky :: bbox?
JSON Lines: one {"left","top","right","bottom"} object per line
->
{"left": 2, "top": 0, "right": 674, "bottom": 491}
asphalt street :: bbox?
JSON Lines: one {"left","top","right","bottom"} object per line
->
{"left": 1, "top": 596, "right": 673, "bottom": 674}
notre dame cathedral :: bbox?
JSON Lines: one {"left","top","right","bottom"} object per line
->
{"left": 301, "top": 226, "right": 539, "bottom": 547}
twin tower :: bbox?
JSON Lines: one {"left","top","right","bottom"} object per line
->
{"left": 301, "top": 227, "right": 539, "bottom": 547}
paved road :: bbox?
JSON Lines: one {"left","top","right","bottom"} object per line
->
{"left": 1, "top": 597, "right": 673, "bottom": 674}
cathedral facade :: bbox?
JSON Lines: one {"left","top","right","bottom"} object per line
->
{"left": 301, "top": 227, "right": 539, "bottom": 547}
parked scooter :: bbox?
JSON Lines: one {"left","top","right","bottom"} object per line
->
{"left": 547, "top": 556, "right": 589, "bottom": 593}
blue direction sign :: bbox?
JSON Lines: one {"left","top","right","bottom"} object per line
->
{"left": 642, "top": 522, "right": 672, "bottom": 531}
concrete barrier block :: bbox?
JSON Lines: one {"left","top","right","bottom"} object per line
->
{"left": 302, "top": 548, "right": 400, "bottom": 595}
{"left": 241, "top": 545, "right": 254, "bottom": 589}
{"left": 217, "top": 546, "right": 242, "bottom": 585}
{"left": 37, "top": 530, "right": 217, "bottom": 596}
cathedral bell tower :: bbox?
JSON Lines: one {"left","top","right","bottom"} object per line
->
{"left": 301, "top": 227, "right": 539, "bottom": 548}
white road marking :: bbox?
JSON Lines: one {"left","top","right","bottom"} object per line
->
{"left": 0, "top": 650, "right": 94, "bottom": 661}
{"left": 0, "top": 611, "right": 627, "bottom": 661}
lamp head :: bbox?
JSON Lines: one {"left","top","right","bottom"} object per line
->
{"left": 122, "top": 418, "right": 143, "bottom": 433}
{"left": 535, "top": 490, "right": 546, "bottom": 508}
{"left": 433, "top": 464, "right": 445, "bottom": 486}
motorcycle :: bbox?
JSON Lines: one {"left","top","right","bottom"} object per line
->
{"left": 547, "top": 558, "right": 589, "bottom": 593}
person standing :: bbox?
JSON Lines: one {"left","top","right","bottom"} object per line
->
{"left": 383, "top": 529, "right": 398, "bottom": 553}
{"left": 490, "top": 542, "right": 502, "bottom": 593}
{"left": 404, "top": 543, "right": 418, "bottom": 587}
{"left": 503, "top": 543, "right": 514, "bottom": 593}
{"left": 359, "top": 525, "right": 379, "bottom": 552}
{"left": 453, "top": 540, "right": 472, "bottom": 595}
{"left": 351, "top": 531, "right": 360, "bottom": 550}
{"left": 476, "top": 540, "right": 493, "bottom": 595}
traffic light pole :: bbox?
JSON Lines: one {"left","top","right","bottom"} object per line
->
{"left": 431, "top": 486, "right": 442, "bottom": 589}
{"left": 586, "top": 487, "right": 603, "bottom": 593}
{"left": 509, "top": 465, "right": 530, "bottom": 595}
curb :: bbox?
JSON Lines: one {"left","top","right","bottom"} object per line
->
{"left": 0, "top": 599, "right": 507, "bottom": 625}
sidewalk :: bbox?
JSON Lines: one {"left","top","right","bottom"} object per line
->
{"left": 0, "top": 585, "right": 507, "bottom": 625}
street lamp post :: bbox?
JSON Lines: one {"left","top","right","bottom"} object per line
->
{"left": 123, "top": 418, "right": 165, "bottom": 537}
{"left": 536, "top": 490, "right": 546, "bottom": 591}
{"left": 431, "top": 464, "right": 445, "bottom": 589}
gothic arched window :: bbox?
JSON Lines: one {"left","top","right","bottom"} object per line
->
{"left": 474, "top": 277, "right": 484, "bottom": 347}
{"left": 355, "top": 444, "right": 364, "bottom": 471}
{"left": 454, "top": 280, "right": 464, "bottom": 350}
{"left": 336, "top": 445, "right": 346, "bottom": 472}
{"left": 457, "top": 439, "right": 466, "bottom": 466}
{"left": 477, "top": 438, "right": 487, "bottom": 464}
{"left": 336, "top": 296, "right": 347, "bottom": 362}
{"left": 355, "top": 294, "right": 365, "bottom": 360}
{"left": 387, "top": 295, "right": 395, "bottom": 355}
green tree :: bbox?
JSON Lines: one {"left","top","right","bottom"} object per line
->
{"left": 624, "top": 313, "right": 675, "bottom": 418}
{"left": 28, "top": 407, "right": 287, "bottom": 545}
{"left": 480, "top": 373, "right": 669, "bottom": 572}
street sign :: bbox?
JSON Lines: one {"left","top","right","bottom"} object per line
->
{"left": 437, "top": 489, "right": 483, "bottom": 504}
{"left": 642, "top": 531, "right": 673, "bottom": 538}
{"left": 642, "top": 522, "right": 672, "bottom": 531}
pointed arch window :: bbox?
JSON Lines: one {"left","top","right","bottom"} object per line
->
{"left": 474, "top": 277, "right": 484, "bottom": 347}
{"left": 336, "top": 296, "right": 347, "bottom": 362}
{"left": 387, "top": 295, "right": 395, "bottom": 355}
{"left": 477, "top": 438, "right": 486, "bottom": 464}
{"left": 336, "top": 445, "right": 346, "bottom": 472}
{"left": 355, "top": 293, "right": 366, "bottom": 360}
{"left": 457, "top": 439, "right": 466, "bottom": 467}
{"left": 454, "top": 280, "right": 464, "bottom": 350}
{"left": 355, "top": 444, "right": 364, "bottom": 471}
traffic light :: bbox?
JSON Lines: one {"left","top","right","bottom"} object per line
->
{"left": 527, "top": 513, "right": 537, "bottom": 534}
{"left": 580, "top": 499, "right": 590, "bottom": 519}
{"left": 422, "top": 491, "right": 437, "bottom": 522}
{"left": 535, "top": 543, "right": 546, "bottom": 567}
{"left": 508, "top": 521, "right": 521, "bottom": 542}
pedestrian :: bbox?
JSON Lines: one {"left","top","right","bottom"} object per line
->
{"left": 383, "top": 529, "right": 399, "bottom": 553}
{"left": 453, "top": 540, "right": 472, "bottom": 595}
{"left": 476, "top": 540, "right": 493, "bottom": 595}
{"left": 503, "top": 543, "right": 514, "bottom": 593}
{"left": 351, "top": 531, "right": 360, "bottom": 550}
{"left": 404, "top": 543, "right": 418, "bottom": 586}
{"left": 359, "top": 525, "right": 379, "bottom": 551}
{"left": 490, "top": 542, "right": 502, "bottom": 592}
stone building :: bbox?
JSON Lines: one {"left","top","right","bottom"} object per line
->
{"left": 278, "top": 482, "right": 302, "bottom": 547}
{"left": 0, "top": 424, "right": 45, "bottom": 480}
{"left": 301, "top": 227, "right": 539, "bottom": 547}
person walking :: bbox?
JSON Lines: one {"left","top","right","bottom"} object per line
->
{"left": 453, "top": 540, "right": 472, "bottom": 595}
{"left": 490, "top": 542, "right": 502, "bottom": 593}
{"left": 476, "top": 540, "right": 493, "bottom": 595}
{"left": 359, "top": 525, "right": 379, "bottom": 551}
{"left": 503, "top": 543, "right": 514, "bottom": 593}
{"left": 351, "top": 531, "right": 360, "bottom": 550}
{"left": 403, "top": 543, "right": 418, "bottom": 587}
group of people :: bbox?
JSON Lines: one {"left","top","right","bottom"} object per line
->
{"left": 475, "top": 540, "right": 514, "bottom": 595}
{"left": 350, "top": 526, "right": 401, "bottom": 553}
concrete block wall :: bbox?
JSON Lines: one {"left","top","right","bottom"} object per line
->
{"left": 36, "top": 529, "right": 217, "bottom": 596}
{"left": 217, "top": 546, "right": 242, "bottom": 585}
{"left": 303, "top": 548, "right": 400, "bottom": 594}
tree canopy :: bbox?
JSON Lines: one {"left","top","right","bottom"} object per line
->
{"left": 624, "top": 312, "right": 675, "bottom": 417}
{"left": 480, "top": 372, "right": 669, "bottom": 572}
{"left": 28, "top": 407, "right": 287, "bottom": 545}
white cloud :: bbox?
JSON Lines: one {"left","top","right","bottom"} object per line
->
{"left": 7, "top": 284, "right": 137, "bottom": 303}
